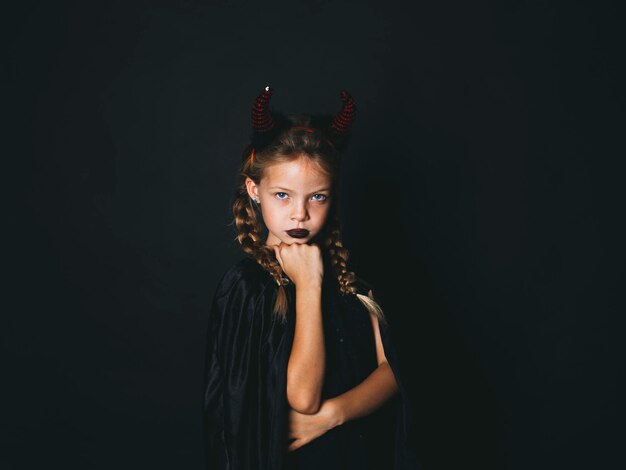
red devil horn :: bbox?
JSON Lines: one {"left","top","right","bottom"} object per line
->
{"left": 252, "top": 85, "right": 275, "bottom": 132}
{"left": 330, "top": 89, "right": 356, "bottom": 134}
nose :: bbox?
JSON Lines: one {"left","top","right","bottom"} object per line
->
{"left": 290, "top": 199, "right": 309, "bottom": 222}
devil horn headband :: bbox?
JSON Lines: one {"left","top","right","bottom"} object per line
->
{"left": 330, "top": 89, "right": 356, "bottom": 135}
{"left": 252, "top": 86, "right": 275, "bottom": 132}
{"left": 251, "top": 86, "right": 356, "bottom": 136}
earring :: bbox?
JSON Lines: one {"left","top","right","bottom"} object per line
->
{"left": 253, "top": 197, "right": 260, "bottom": 204}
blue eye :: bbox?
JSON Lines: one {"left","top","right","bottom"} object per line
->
{"left": 274, "top": 192, "right": 328, "bottom": 201}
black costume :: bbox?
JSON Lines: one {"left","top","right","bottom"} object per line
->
{"left": 202, "top": 252, "right": 422, "bottom": 469}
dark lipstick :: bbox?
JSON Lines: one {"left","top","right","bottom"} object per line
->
{"left": 286, "top": 229, "right": 309, "bottom": 238}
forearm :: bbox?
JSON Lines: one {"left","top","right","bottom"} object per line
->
{"left": 330, "top": 362, "right": 398, "bottom": 426}
{"left": 287, "top": 283, "right": 325, "bottom": 414}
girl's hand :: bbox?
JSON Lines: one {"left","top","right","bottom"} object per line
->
{"left": 286, "top": 399, "right": 342, "bottom": 452}
{"left": 272, "top": 242, "right": 323, "bottom": 287}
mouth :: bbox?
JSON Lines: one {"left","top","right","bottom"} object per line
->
{"left": 286, "top": 229, "right": 310, "bottom": 239}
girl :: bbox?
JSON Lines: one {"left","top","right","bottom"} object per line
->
{"left": 203, "top": 87, "right": 421, "bottom": 469}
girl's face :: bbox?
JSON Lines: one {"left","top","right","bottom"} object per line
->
{"left": 246, "top": 156, "right": 333, "bottom": 247}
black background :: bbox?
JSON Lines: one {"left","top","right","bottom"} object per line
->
{"left": 6, "top": 1, "right": 623, "bottom": 469}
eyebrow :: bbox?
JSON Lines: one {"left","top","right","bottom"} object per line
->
{"left": 268, "top": 186, "right": 331, "bottom": 193}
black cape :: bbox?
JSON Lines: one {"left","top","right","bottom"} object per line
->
{"left": 202, "top": 255, "right": 422, "bottom": 469}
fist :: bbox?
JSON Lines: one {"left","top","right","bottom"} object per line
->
{"left": 272, "top": 243, "right": 323, "bottom": 287}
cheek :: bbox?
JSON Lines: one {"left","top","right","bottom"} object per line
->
{"left": 313, "top": 204, "right": 331, "bottom": 221}
{"left": 260, "top": 203, "right": 284, "bottom": 224}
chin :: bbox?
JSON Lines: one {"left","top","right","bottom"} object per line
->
{"left": 281, "top": 235, "right": 313, "bottom": 244}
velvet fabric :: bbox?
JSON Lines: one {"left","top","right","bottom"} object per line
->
{"left": 203, "top": 254, "right": 422, "bottom": 469}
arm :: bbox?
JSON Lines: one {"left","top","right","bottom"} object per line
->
{"left": 287, "top": 282, "right": 325, "bottom": 414}
{"left": 329, "top": 361, "right": 398, "bottom": 426}
{"left": 328, "top": 296, "right": 399, "bottom": 425}
{"left": 286, "top": 359, "right": 398, "bottom": 452}
{"left": 286, "top": 289, "right": 400, "bottom": 451}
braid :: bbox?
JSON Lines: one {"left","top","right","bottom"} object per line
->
{"left": 323, "top": 212, "right": 358, "bottom": 296}
{"left": 321, "top": 211, "right": 387, "bottom": 324}
{"left": 232, "top": 185, "right": 290, "bottom": 323}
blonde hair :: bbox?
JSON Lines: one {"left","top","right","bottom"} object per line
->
{"left": 231, "top": 114, "right": 386, "bottom": 325}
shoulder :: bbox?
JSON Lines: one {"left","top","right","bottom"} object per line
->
{"left": 208, "top": 257, "right": 280, "bottom": 359}
{"left": 208, "top": 256, "right": 278, "bottom": 335}
{"left": 214, "top": 255, "right": 273, "bottom": 300}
